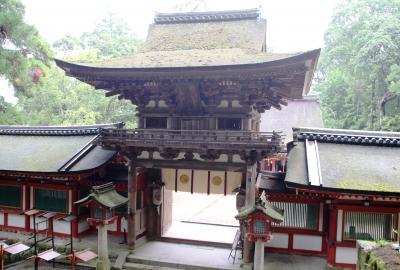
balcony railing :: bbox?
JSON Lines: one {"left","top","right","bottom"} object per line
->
{"left": 98, "top": 128, "right": 284, "bottom": 151}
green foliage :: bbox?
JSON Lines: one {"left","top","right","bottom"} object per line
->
{"left": 17, "top": 65, "right": 137, "bottom": 127}
{"left": 0, "top": 0, "right": 51, "bottom": 94}
{"left": 4, "top": 11, "right": 142, "bottom": 127}
{"left": 316, "top": 0, "right": 400, "bottom": 131}
{"left": 53, "top": 12, "right": 143, "bottom": 58}
{"left": 0, "top": 96, "right": 23, "bottom": 124}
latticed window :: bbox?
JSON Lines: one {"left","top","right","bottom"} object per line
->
{"left": 271, "top": 202, "right": 318, "bottom": 229}
{"left": 94, "top": 208, "right": 112, "bottom": 219}
{"left": 0, "top": 186, "right": 21, "bottom": 208}
{"left": 35, "top": 189, "right": 67, "bottom": 213}
{"left": 344, "top": 212, "right": 394, "bottom": 241}
{"left": 254, "top": 220, "right": 266, "bottom": 234}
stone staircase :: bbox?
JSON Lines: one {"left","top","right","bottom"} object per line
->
{"left": 123, "top": 254, "right": 223, "bottom": 270}
{"left": 115, "top": 251, "right": 248, "bottom": 270}
{"left": 112, "top": 241, "right": 249, "bottom": 270}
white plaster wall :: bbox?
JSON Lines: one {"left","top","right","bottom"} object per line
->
{"left": 153, "top": 152, "right": 161, "bottom": 160}
{"left": 0, "top": 213, "right": 4, "bottom": 225}
{"left": 335, "top": 247, "right": 357, "bottom": 264}
{"left": 232, "top": 154, "right": 244, "bottom": 163}
{"left": 293, "top": 234, "right": 322, "bottom": 252}
{"left": 193, "top": 170, "right": 208, "bottom": 194}
{"left": 138, "top": 151, "right": 149, "bottom": 159}
{"left": 8, "top": 214, "right": 25, "bottom": 228}
{"left": 30, "top": 217, "right": 47, "bottom": 231}
{"left": 215, "top": 154, "right": 228, "bottom": 162}
{"left": 78, "top": 220, "right": 90, "bottom": 233}
{"left": 54, "top": 220, "right": 71, "bottom": 234}
{"left": 265, "top": 233, "right": 289, "bottom": 249}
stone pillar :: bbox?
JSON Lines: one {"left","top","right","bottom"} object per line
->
{"left": 243, "top": 163, "right": 257, "bottom": 263}
{"left": 128, "top": 160, "right": 137, "bottom": 249}
{"left": 97, "top": 224, "right": 110, "bottom": 270}
{"left": 254, "top": 240, "right": 264, "bottom": 270}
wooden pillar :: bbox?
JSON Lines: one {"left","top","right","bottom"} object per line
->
{"left": 245, "top": 164, "right": 257, "bottom": 207}
{"left": 243, "top": 163, "right": 257, "bottom": 263}
{"left": 127, "top": 160, "right": 137, "bottom": 250}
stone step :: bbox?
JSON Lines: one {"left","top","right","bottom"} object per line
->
{"left": 126, "top": 255, "right": 234, "bottom": 270}
{"left": 123, "top": 262, "right": 179, "bottom": 270}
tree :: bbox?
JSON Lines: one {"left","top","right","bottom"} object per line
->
{"left": 0, "top": 0, "right": 51, "bottom": 95}
{"left": 53, "top": 12, "right": 142, "bottom": 59}
{"left": 15, "top": 13, "right": 142, "bottom": 127}
{"left": 0, "top": 96, "right": 23, "bottom": 124}
{"left": 315, "top": 0, "right": 400, "bottom": 131}
{"left": 18, "top": 65, "right": 137, "bottom": 127}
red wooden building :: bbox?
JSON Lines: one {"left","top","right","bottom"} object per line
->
{"left": 260, "top": 127, "right": 400, "bottom": 268}
{"left": 0, "top": 123, "right": 144, "bottom": 238}
{"left": 0, "top": 8, "right": 397, "bottom": 270}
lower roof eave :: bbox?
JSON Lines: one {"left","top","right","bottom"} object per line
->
{"left": 0, "top": 169, "right": 96, "bottom": 180}
{"left": 285, "top": 182, "right": 400, "bottom": 198}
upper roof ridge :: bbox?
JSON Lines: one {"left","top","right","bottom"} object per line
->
{"left": 293, "top": 127, "right": 400, "bottom": 146}
{"left": 154, "top": 8, "right": 260, "bottom": 24}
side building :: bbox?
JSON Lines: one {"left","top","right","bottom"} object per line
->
{"left": 259, "top": 127, "right": 400, "bottom": 268}
{"left": 0, "top": 123, "right": 147, "bottom": 238}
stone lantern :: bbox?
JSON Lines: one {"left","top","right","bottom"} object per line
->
{"left": 75, "top": 182, "right": 128, "bottom": 270}
{"left": 235, "top": 195, "right": 284, "bottom": 270}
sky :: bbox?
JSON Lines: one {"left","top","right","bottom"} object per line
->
{"left": 1, "top": 0, "right": 339, "bottom": 103}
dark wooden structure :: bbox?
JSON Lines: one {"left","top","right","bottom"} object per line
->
{"left": 55, "top": 8, "right": 319, "bottom": 260}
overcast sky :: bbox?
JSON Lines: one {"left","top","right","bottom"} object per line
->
{"left": 1, "top": 0, "right": 339, "bottom": 102}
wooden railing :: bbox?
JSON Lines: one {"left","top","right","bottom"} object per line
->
{"left": 98, "top": 128, "right": 284, "bottom": 150}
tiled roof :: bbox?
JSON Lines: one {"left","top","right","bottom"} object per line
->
{"left": 0, "top": 123, "right": 122, "bottom": 173}
{"left": 294, "top": 127, "right": 400, "bottom": 146}
{"left": 82, "top": 49, "right": 299, "bottom": 68}
{"left": 75, "top": 182, "right": 128, "bottom": 209}
{"left": 154, "top": 9, "right": 260, "bottom": 24}
{"left": 285, "top": 127, "right": 400, "bottom": 194}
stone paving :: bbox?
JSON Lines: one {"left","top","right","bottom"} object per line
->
{"left": 128, "top": 241, "right": 327, "bottom": 270}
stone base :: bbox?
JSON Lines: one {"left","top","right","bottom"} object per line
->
{"left": 96, "top": 259, "right": 111, "bottom": 270}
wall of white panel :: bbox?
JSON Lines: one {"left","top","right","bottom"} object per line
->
{"left": 293, "top": 234, "right": 322, "bottom": 252}
{"left": 8, "top": 214, "right": 25, "bottom": 228}
{"left": 54, "top": 220, "right": 71, "bottom": 234}
{"left": 335, "top": 247, "right": 357, "bottom": 264}
{"left": 265, "top": 233, "right": 289, "bottom": 249}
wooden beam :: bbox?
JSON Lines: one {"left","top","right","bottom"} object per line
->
{"left": 127, "top": 160, "right": 137, "bottom": 250}
{"left": 135, "top": 159, "right": 245, "bottom": 172}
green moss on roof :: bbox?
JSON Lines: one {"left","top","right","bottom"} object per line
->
{"left": 75, "top": 183, "right": 128, "bottom": 209}
{"left": 143, "top": 19, "right": 266, "bottom": 52}
{"left": 236, "top": 203, "right": 284, "bottom": 222}
{"left": 80, "top": 49, "right": 299, "bottom": 68}
{"left": 337, "top": 181, "right": 400, "bottom": 193}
